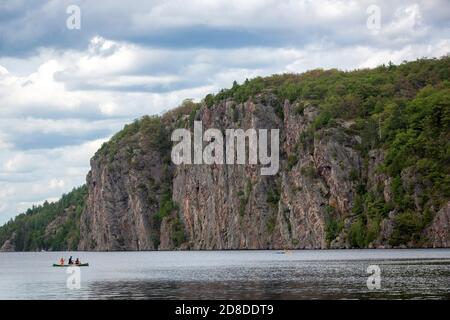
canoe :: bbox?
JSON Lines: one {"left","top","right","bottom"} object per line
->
{"left": 53, "top": 263, "right": 89, "bottom": 267}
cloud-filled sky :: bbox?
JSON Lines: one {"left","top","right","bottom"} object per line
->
{"left": 0, "top": 0, "right": 449, "bottom": 224}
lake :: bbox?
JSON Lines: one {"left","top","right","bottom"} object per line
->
{"left": 0, "top": 249, "right": 449, "bottom": 299}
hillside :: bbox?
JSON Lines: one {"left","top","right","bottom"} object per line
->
{"left": 0, "top": 186, "right": 87, "bottom": 251}
{"left": 1, "top": 56, "right": 449, "bottom": 251}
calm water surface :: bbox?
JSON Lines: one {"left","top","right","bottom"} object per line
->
{"left": 0, "top": 249, "right": 449, "bottom": 299}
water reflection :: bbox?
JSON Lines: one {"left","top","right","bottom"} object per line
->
{"left": 85, "top": 260, "right": 450, "bottom": 300}
{"left": 0, "top": 250, "right": 449, "bottom": 299}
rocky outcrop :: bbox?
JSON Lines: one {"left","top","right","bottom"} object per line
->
{"left": 172, "top": 98, "right": 282, "bottom": 249}
{"left": 424, "top": 201, "right": 450, "bottom": 247}
{"left": 76, "top": 92, "right": 450, "bottom": 251}
{"left": 78, "top": 122, "right": 171, "bottom": 251}
{"left": 0, "top": 232, "right": 16, "bottom": 252}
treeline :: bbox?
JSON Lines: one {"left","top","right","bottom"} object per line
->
{"left": 0, "top": 186, "right": 87, "bottom": 251}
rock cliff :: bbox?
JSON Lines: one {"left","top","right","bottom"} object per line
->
{"left": 77, "top": 90, "right": 449, "bottom": 250}
{"left": 2, "top": 57, "right": 449, "bottom": 251}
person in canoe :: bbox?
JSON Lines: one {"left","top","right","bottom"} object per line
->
{"left": 59, "top": 258, "right": 65, "bottom": 266}
{"left": 75, "top": 258, "right": 80, "bottom": 265}
{"left": 68, "top": 256, "right": 73, "bottom": 265}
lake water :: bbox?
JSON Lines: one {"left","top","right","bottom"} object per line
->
{"left": 0, "top": 249, "right": 449, "bottom": 300}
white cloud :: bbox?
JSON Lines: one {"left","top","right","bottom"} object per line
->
{"left": 48, "top": 178, "right": 65, "bottom": 189}
{"left": 131, "top": 0, "right": 362, "bottom": 31}
{"left": 3, "top": 153, "right": 42, "bottom": 174}
{"left": 0, "top": 65, "right": 8, "bottom": 75}
{"left": 0, "top": 139, "right": 107, "bottom": 223}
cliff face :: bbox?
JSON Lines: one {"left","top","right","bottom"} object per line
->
{"left": 78, "top": 149, "right": 160, "bottom": 251}
{"left": 171, "top": 98, "right": 283, "bottom": 249}
{"left": 77, "top": 94, "right": 449, "bottom": 250}
{"left": 2, "top": 58, "right": 449, "bottom": 252}
{"left": 425, "top": 201, "right": 450, "bottom": 248}
{"left": 169, "top": 98, "right": 362, "bottom": 249}
{"left": 0, "top": 233, "right": 15, "bottom": 252}
{"left": 78, "top": 118, "right": 171, "bottom": 251}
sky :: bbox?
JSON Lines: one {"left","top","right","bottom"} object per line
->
{"left": 0, "top": 0, "right": 449, "bottom": 224}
